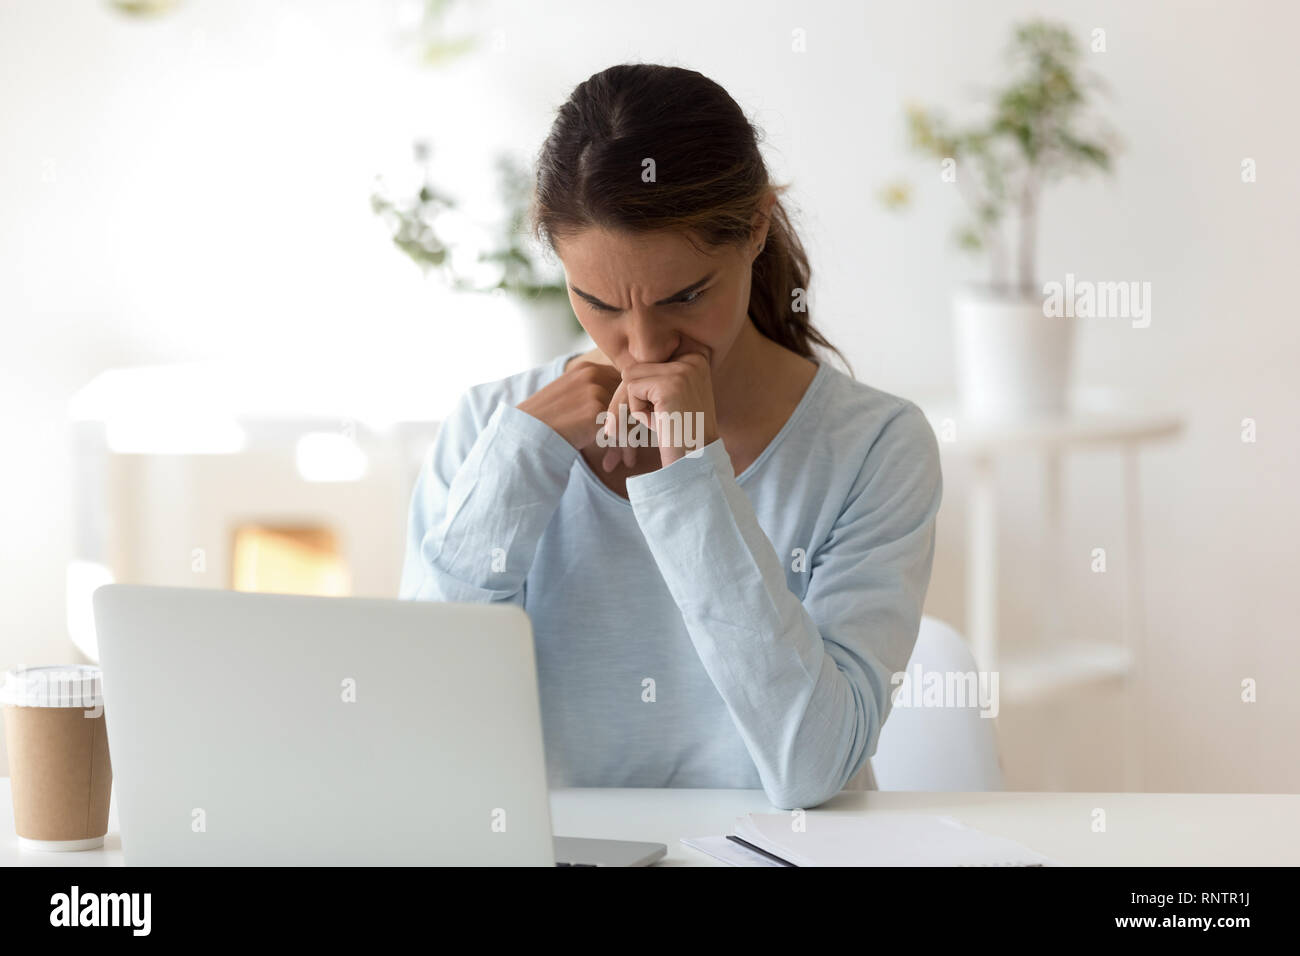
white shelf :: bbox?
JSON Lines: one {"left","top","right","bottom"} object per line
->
{"left": 998, "top": 640, "right": 1134, "bottom": 704}
{"left": 910, "top": 386, "right": 1185, "bottom": 456}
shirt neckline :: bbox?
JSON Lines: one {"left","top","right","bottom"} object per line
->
{"left": 550, "top": 349, "right": 831, "bottom": 507}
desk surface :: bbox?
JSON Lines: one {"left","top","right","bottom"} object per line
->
{"left": 4, "top": 782, "right": 1298, "bottom": 866}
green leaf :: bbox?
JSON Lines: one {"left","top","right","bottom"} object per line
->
{"left": 955, "top": 225, "right": 984, "bottom": 251}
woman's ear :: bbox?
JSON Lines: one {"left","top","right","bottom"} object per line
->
{"left": 750, "top": 192, "right": 777, "bottom": 257}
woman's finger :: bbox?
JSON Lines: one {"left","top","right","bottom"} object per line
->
{"left": 624, "top": 376, "right": 668, "bottom": 449}
{"left": 625, "top": 380, "right": 652, "bottom": 466}
{"left": 620, "top": 375, "right": 645, "bottom": 468}
{"left": 602, "top": 377, "right": 629, "bottom": 472}
{"left": 603, "top": 377, "right": 628, "bottom": 441}
{"left": 627, "top": 384, "right": 653, "bottom": 433}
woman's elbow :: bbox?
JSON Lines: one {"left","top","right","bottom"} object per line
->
{"left": 763, "top": 775, "right": 843, "bottom": 811}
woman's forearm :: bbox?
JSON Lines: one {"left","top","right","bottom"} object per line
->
{"left": 625, "top": 407, "right": 941, "bottom": 810}
{"left": 401, "top": 401, "right": 578, "bottom": 604}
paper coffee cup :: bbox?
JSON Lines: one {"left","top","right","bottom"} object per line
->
{"left": 1, "top": 665, "right": 112, "bottom": 851}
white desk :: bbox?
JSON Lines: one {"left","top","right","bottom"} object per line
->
{"left": 3, "top": 781, "right": 1298, "bottom": 866}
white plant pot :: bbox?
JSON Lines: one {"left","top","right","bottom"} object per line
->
{"left": 953, "top": 286, "right": 1076, "bottom": 422}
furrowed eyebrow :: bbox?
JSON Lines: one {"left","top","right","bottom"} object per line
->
{"left": 569, "top": 272, "right": 716, "bottom": 310}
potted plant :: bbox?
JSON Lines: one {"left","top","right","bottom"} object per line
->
{"left": 371, "top": 142, "right": 587, "bottom": 364}
{"left": 881, "top": 20, "right": 1119, "bottom": 421}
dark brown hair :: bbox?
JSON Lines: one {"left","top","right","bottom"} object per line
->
{"left": 530, "top": 63, "right": 853, "bottom": 377}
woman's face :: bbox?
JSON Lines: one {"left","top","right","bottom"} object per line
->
{"left": 554, "top": 226, "right": 762, "bottom": 373}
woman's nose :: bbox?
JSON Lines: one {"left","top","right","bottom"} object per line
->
{"left": 624, "top": 314, "right": 678, "bottom": 365}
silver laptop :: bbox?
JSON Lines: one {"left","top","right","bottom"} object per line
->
{"left": 93, "top": 584, "right": 665, "bottom": 866}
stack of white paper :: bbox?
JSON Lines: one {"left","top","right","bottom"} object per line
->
{"left": 684, "top": 812, "right": 1056, "bottom": 866}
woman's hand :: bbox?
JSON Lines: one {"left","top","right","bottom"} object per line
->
{"left": 601, "top": 351, "right": 720, "bottom": 470}
{"left": 516, "top": 361, "right": 626, "bottom": 452}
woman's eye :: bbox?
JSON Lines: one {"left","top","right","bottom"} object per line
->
{"left": 587, "top": 287, "right": 708, "bottom": 312}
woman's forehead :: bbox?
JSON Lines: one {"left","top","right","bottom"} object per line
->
{"left": 556, "top": 227, "right": 731, "bottom": 270}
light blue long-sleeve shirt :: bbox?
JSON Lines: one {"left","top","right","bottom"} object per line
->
{"left": 399, "top": 349, "right": 943, "bottom": 809}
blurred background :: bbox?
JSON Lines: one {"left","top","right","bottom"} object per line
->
{"left": 2, "top": 0, "right": 1296, "bottom": 792}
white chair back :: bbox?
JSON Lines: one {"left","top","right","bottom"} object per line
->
{"left": 850, "top": 615, "right": 1004, "bottom": 792}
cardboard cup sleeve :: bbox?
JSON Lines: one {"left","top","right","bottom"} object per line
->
{"left": 1, "top": 665, "right": 113, "bottom": 851}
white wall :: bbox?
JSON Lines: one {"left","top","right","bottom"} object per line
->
{"left": 1, "top": 0, "right": 1296, "bottom": 789}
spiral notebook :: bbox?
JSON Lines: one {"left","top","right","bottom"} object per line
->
{"left": 683, "top": 812, "right": 1057, "bottom": 866}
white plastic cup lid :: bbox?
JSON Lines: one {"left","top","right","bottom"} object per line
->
{"left": 0, "top": 665, "right": 104, "bottom": 708}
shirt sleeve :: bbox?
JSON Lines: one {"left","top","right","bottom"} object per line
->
{"left": 624, "top": 399, "right": 943, "bottom": 809}
{"left": 399, "top": 394, "right": 578, "bottom": 605}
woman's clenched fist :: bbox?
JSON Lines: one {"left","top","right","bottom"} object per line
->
{"left": 516, "top": 360, "right": 626, "bottom": 453}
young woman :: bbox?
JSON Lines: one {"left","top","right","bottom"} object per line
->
{"left": 400, "top": 64, "right": 942, "bottom": 810}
